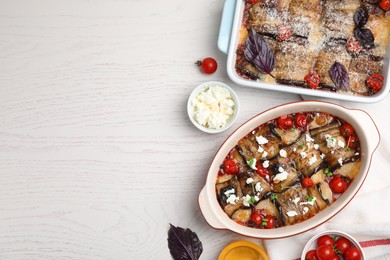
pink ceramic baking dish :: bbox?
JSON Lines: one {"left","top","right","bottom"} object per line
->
{"left": 198, "top": 101, "right": 380, "bottom": 239}
{"left": 218, "top": 0, "right": 390, "bottom": 103}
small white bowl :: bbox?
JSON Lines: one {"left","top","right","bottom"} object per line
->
{"left": 301, "top": 230, "right": 365, "bottom": 260}
{"left": 187, "top": 81, "right": 240, "bottom": 134}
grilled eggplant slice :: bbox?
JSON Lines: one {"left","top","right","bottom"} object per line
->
{"left": 270, "top": 123, "right": 302, "bottom": 146}
{"left": 216, "top": 178, "right": 243, "bottom": 216}
{"left": 232, "top": 209, "right": 252, "bottom": 224}
{"left": 335, "top": 160, "right": 361, "bottom": 179}
{"left": 272, "top": 157, "right": 300, "bottom": 192}
{"left": 239, "top": 172, "right": 273, "bottom": 199}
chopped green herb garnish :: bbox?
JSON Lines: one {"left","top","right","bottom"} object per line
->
{"left": 299, "top": 143, "right": 305, "bottom": 149}
{"left": 248, "top": 196, "right": 256, "bottom": 205}
{"left": 261, "top": 221, "right": 267, "bottom": 226}
{"left": 270, "top": 194, "right": 277, "bottom": 200}
{"left": 291, "top": 126, "right": 296, "bottom": 132}
{"left": 346, "top": 147, "right": 351, "bottom": 151}
{"left": 306, "top": 196, "right": 314, "bottom": 202}
{"left": 324, "top": 168, "right": 329, "bottom": 174}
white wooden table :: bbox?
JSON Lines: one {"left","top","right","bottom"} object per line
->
{"left": 1, "top": 1, "right": 389, "bottom": 259}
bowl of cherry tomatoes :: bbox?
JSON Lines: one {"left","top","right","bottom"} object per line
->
{"left": 301, "top": 230, "right": 365, "bottom": 260}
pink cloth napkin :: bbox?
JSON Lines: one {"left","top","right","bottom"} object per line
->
{"left": 264, "top": 96, "right": 390, "bottom": 259}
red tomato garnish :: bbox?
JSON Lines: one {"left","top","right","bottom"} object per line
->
{"left": 277, "top": 26, "right": 291, "bottom": 41}
{"left": 196, "top": 57, "right": 218, "bottom": 74}
{"left": 329, "top": 175, "right": 347, "bottom": 194}
{"left": 295, "top": 113, "right": 308, "bottom": 128}
{"left": 379, "top": 0, "right": 390, "bottom": 11}
{"left": 344, "top": 247, "right": 362, "bottom": 260}
{"left": 223, "top": 159, "right": 239, "bottom": 175}
{"left": 304, "top": 72, "right": 321, "bottom": 89}
{"left": 335, "top": 237, "right": 352, "bottom": 254}
{"left": 305, "top": 250, "right": 318, "bottom": 260}
{"left": 251, "top": 210, "right": 263, "bottom": 225}
{"left": 256, "top": 162, "right": 270, "bottom": 180}
{"left": 247, "top": 0, "right": 260, "bottom": 3}
{"left": 263, "top": 214, "right": 275, "bottom": 229}
{"left": 316, "top": 244, "right": 336, "bottom": 260}
{"left": 347, "top": 37, "right": 362, "bottom": 54}
{"left": 302, "top": 177, "right": 314, "bottom": 188}
{"left": 331, "top": 255, "right": 341, "bottom": 260}
{"left": 366, "top": 73, "right": 384, "bottom": 94}
{"left": 317, "top": 235, "right": 335, "bottom": 247}
{"left": 340, "top": 123, "right": 354, "bottom": 137}
{"left": 277, "top": 115, "right": 293, "bottom": 130}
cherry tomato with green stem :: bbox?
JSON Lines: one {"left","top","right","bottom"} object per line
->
{"left": 195, "top": 57, "right": 218, "bottom": 74}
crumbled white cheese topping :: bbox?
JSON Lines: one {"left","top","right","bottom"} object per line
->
{"left": 355, "top": 152, "right": 360, "bottom": 156}
{"left": 286, "top": 211, "right": 298, "bottom": 217}
{"left": 242, "top": 194, "right": 252, "bottom": 207}
{"left": 308, "top": 155, "right": 318, "bottom": 166}
{"left": 226, "top": 194, "right": 239, "bottom": 205}
{"left": 258, "top": 146, "right": 264, "bottom": 153}
{"left": 274, "top": 170, "right": 288, "bottom": 183}
{"left": 303, "top": 207, "right": 309, "bottom": 214}
{"left": 338, "top": 158, "right": 343, "bottom": 166}
{"left": 246, "top": 178, "right": 254, "bottom": 184}
{"left": 293, "top": 147, "right": 297, "bottom": 152}
{"left": 300, "top": 151, "right": 307, "bottom": 159}
{"left": 279, "top": 149, "right": 287, "bottom": 158}
{"left": 325, "top": 134, "right": 337, "bottom": 148}
{"left": 224, "top": 188, "right": 235, "bottom": 196}
{"left": 192, "top": 85, "right": 235, "bottom": 129}
{"left": 262, "top": 151, "right": 268, "bottom": 158}
{"left": 247, "top": 159, "right": 257, "bottom": 170}
{"left": 262, "top": 160, "right": 269, "bottom": 168}
{"left": 338, "top": 140, "right": 345, "bottom": 148}
{"left": 291, "top": 197, "right": 300, "bottom": 205}
{"left": 255, "top": 182, "right": 263, "bottom": 192}
{"left": 256, "top": 135, "right": 268, "bottom": 145}
{"left": 306, "top": 134, "right": 314, "bottom": 142}
{"left": 314, "top": 144, "right": 319, "bottom": 150}
{"left": 320, "top": 153, "right": 326, "bottom": 159}
{"left": 278, "top": 166, "right": 284, "bottom": 173}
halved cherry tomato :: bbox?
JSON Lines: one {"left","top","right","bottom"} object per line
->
{"left": 251, "top": 210, "right": 263, "bottom": 225}
{"left": 366, "top": 73, "right": 384, "bottom": 94}
{"left": 223, "top": 159, "right": 239, "bottom": 175}
{"left": 295, "top": 113, "right": 308, "bottom": 128}
{"left": 317, "top": 235, "right": 335, "bottom": 247}
{"left": 305, "top": 249, "right": 318, "bottom": 260}
{"left": 196, "top": 57, "right": 218, "bottom": 74}
{"left": 335, "top": 237, "right": 352, "bottom": 254}
{"left": 256, "top": 162, "right": 270, "bottom": 180}
{"left": 305, "top": 72, "right": 321, "bottom": 89}
{"left": 329, "top": 175, "right": 347, "bottom": 194}
{"left": 340, "top": 123, "right": 354, "bottom": 137}
{"left": 277, "top": 115, "right": 293, "bottom": 130}
{"left": 316, "top": 245, "right": 336, "bottom": 260}
{"left": 344, "top": 247, "right": 362, "bottom": 260}
{"left": 302, "top": 177, "right": 314, "bottom": 188}
{"left": 379, "top": 0, "right": 390, "bottom": 11}
{"left": 347, "top": 135, "right": 357, "bottom": 149}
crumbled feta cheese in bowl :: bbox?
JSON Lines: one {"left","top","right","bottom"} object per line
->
{"left": 187, "top": 81, "right": 239, "bottom": 133}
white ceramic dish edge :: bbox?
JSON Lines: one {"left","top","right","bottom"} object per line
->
{"left": 198, "top": 100, "right": 380, "bottom": 239}
{"left": 220, "top": 0, "right": 390, "bottom": 103}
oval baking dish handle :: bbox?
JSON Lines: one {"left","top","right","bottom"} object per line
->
{"left": 218, "top": 0, "right": 236, "bottom": 54}
{"left": 351, "top": 109, "right": 380, "bottom": 153}
{"left": 198, "top": 187, "right": 225, "bottom": 229}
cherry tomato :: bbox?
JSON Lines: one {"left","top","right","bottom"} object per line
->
{"left": 247, "top": 0, "right": 260, "bottom": 3}
{"left": 366, "top": 73, "right": 384, "bottom": 94}
{"left": 344, "top": 247, "right": 362, "bottom": 260}
{"left": 277, "top": 26, "right": 291, "bottom": 41}
{"left": 379, "top": 0, "right": 390, "bottom": 11}
{"left": 340, "top": 123, "right": 354, "bottom": 137}
{"left": 251, "top": 210, "right": 263, "bottom": 226}
{"left": 263, "top": 214, "right": 275, "bottom": 229}
{"left": 223, "top": 159, "right": 239, "bottom": 175}
{"left": 316, "top": 245, "right": 336, "bottom": 260}
{"left": 317, "top": 235, "right": 335, "bottom": 247}
{"left": 302, "top": 177, "right": 314, "bottom": 188}
{"left": 196, "top": 57, "right": 218, "bottom": 74}
{"left": 329, "top": 175, "right": 348, "bottom": 194}
{"left": 305, "top": 250, "right": 318, "bottom": 260}
{"left": 335, "top": 237, "right": 352, "bottom": 254}
{"left": 295, "top": 113, "right": 308, "bottom": 128}
{"left": 331, "top": 255, "right": 341, "bottom": 260}
{"left": 347, "top": 135, "right": 357, "bottom": 149}
{"left": 256, "top": 162, "right": 270, "bottom": 180}
{"left": 347, "top": 37, "right": 362, "bottom": 54}
{"left": 305, "top": 72, "right": 321, "bottom": 89}
{"left": 277, "top": 115, "right": 293, "bottom": 130}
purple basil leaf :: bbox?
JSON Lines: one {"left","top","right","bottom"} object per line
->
{"left": 244, "top": 28, "right": 275, "bottom": 76}
{"left": 354, "top": 28, "right": 374, "bottom": 49}
{"left": 329, "top": 62, "right": 349, "bottom": 90}
{"left": 353, "top": 7, "right": 369, "bottom": 28}
{"left": 167, "top": 224, "right": 203, "bottom": 260}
